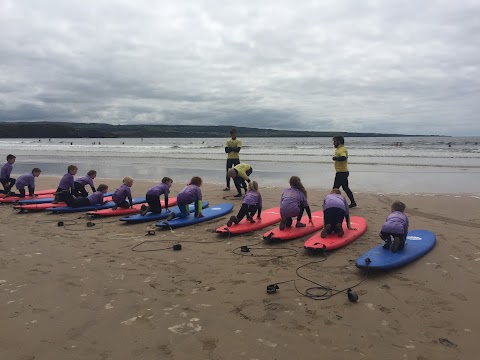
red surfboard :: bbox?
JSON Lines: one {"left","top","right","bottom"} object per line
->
{"left": 216, "top": 207, "right": 281, "bottom": 235}
{"left": 304, "top": 216, "right": 367, "bottom": 251}
{"left": 86, "top": 198, "right": 177, "bottom": 217}
{"left": 263, "top": 211, "right": 324, "bottom": 242}
{"left": 0, "top": 192, "right": 61, "bottom": 204}
{"left": 14, "top": 196, "right": 114, "bottom": 212}
{"left": 1, "top": 188, "right": 56, "bottom": 198}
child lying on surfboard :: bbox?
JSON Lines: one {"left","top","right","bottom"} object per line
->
{"left": 227, "top": 181, "right": 262, "bottom": 226}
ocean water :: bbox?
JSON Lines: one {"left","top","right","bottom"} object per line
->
{"left": 1, "top": 136, "right": 480, "bottom": 194}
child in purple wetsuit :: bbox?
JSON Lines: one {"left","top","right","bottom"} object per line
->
{"left": 0, "top": 154, "right": 16, "bottom": 194}
{"left": 112, "top": 177, "right": 134, "bottom": 209}
{"left": 320, "top": 189, "right": 356, "bottom": 238}
{"left": 380, "top": 201, "right": 409, "bottom": 252}
{"left": 227, "top": 181, "right": 262, "bottom": 226}
{"left": 279, "top": 176, "right": 314, "bottom": 230}
{"left": 141, "top": 177, "right": 173, "bottom": 216}
{"left": 74, "top": 170, "right": 97, "bottom": 197}
{"left": 13, "top": 168, "right": 42, "bottom": 198}
{"left": 53, "top": 165, "right": 78, "bottom": 203}
{"left": 65, "top": 184, "right": 109, "bottom": 208}
{"left": 166, "top": 176, "right": 203, "bottom": 220}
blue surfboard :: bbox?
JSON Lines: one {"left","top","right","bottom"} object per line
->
{"left": 120, "top": 201, "right": 209, "bottom": 223}
{"left": 356, "top": 230, "right": 436, "bottom": 270}
{"left": 47, "top": 197, "right": 146, "bottom": 213}
{"left": 17, "top": 192, "right": 114, "bottom": 205}
{"left": 156, "top": 203, "right": 234, "bottom": 229}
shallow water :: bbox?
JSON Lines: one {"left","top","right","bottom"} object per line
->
{"left": 1, "top": 136, "right": 480, "bottom": 194}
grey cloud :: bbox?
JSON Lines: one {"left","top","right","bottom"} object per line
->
{"left": 0, "top": 1, "right": 479, "bottom": 135}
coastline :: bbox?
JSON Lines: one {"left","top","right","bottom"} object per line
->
{"left": 1, "top": 176, "right": 479, "bottom": 359}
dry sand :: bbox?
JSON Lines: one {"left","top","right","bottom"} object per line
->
{"left": 1, "top": 176, "right": 479, "bottom": 360}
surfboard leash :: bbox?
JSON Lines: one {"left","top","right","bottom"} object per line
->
{"left": 266, "top": 253, "right": 371, "bottom": 302}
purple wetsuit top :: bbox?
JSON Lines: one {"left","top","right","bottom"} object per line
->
{"left": 177, "top": 184, "right": 202, "bottom": 205}
{"left": 381, "top": 211, "right": 409, "bottom": 235}
{"left": 15, "top": 173, "right": 35, "bottom": 190}
{"left": 146, "top": 183, "right": 170, "bottom": 197}
{"left": 75, "top": 176, "right": 95, "bottom": 188}
{"left": 58, "top": 173, "right": 75, "bottom": 191}
{"left": 323, "top": 194, "right": 349, "bottom": 215}
{"left": 112, "top": 184, "right": 132, "bottom": 203}
{"left": 0, "top": 163, "right": 13, "bottom": 180}
{"left": 243, "top": 191, "right": 262, "bottom": 208}
{"left": 280, "top": 187, "right": 309, "bottom": 217}
{"left": 87, "top": 191, "right": 104, "bottom": 205}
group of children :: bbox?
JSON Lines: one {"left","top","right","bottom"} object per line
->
{"left": 1, "top": 154, "right": 409, "bottom": 252}
{"left": 226, "top": 171, "right": 408, "bottom": 253}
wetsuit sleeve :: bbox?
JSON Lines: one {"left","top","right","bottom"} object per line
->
{"left": 90, "top": 185, "right": 96, "bottom": 192}
{"left": 305, "top": 205, "right": 312, "bottom": 220}
{"left": 232, "top": 147, "right": 241, "bottom": 152}
{"left": 225, "top": 147, "right": 232, "bottom": 153}
{"left": 196, "top": 200, "right": 202, "bottom": 215}
{"left": 345, "top": 214, "right": 351, "bottom": 227}
{"left": 257, "top": 207, "right": 262, "bottom": 217}
{"left": 164, "top": 194, "right": 169, "bottom": 209}
{"left": 333, "top": 156, "right": 347, "bottom": 161}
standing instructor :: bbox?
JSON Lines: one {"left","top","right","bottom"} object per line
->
{"left": 332, "top": 135, "right": 357, "bottom": 208}
{"left": 224, "top": 128, "right": 242, "bottom": 191}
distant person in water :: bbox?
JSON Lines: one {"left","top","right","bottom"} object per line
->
{"left": 224, "top": 128, "right": 242, "bottom": 191}
{"left": 320, "top": 189, "right": 356, "bottom": 238}
{"left": 52, "top": 165, "right": 78, "bottom": 203}
{"left": 279, "top": 176, "right": 313, "bottom": 230}
{"left": 332, "top": 135, "right": 356, "bottom": 208}
{"left": 112, "top": 177, "right": 134, "bottom": 210}
{"left": 0, "top": 154, "right": 16, "bottom": 194}
{"left": 228, "top": 163, "right": 253, "bottom": 197}
{"left": 74, "top": 170, "right": 97, "bottom": 198}
{"left": 166, "top": 176, "right": 203, "bottom": 221}
{"left": 227, "top": 181, "right": 262, "bottom": 226}
{"left": 64, "top": 184, "right": 109, "bottom": 208}
{"left": 11, "top": 168, "right": 42, "bottom": 198}
{"left": 141, "top": 177, "right": 173, "bottom": 216}
{"left": 380, "top": 201, "right": 409, "bottom": 253}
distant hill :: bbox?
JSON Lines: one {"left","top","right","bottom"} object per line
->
{"left": 0, "top": 122, "right": 424, "bottom": 138}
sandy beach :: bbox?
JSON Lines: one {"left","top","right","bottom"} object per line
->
{"left": 1, "top": 176, "right": 479, "bottom": 360}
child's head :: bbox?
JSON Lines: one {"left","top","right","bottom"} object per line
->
{"left": 97, "top": 184, "right": 109, "bottom": 193}
{"left": 87, "top": 170, "right": 97, "bottom": 179}
{"left": 162, "top": 177, "right": 173, "bottom": 188}
{"left": 227, "top": 169, "right": 237, "bottom": 178}
{"left": 68, "top": 165, "right": 78, "bottom": 175}
{"left": 6, "top": 154, "right": 16, "bottom": 164}
{"left": 32, "top": 168, "right": 41, "bottom": 177}
{"left": 330, "top": 188, "right": 341, "bottom": 195}
{"left": 122, "top": 176, "right": 134, "bottom": 187}
{"left": 391, "top": 201, "right": 406, "bottom": 213}
{"left": 189, "top": 176, "right": 202, "bottom": 187}
{"left": 248, "top": 181, "right": 259, "bottom": 192}
{"left": 289, "top": 176, "right": 307, "bottom": 196}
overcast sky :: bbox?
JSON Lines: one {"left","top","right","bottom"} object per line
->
{"left": 1, "top": 1, "right": 479, "bottom": 135}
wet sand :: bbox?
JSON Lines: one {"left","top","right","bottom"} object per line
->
{"left": 0, "top": 176, "right": 479, "bottom": 359}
